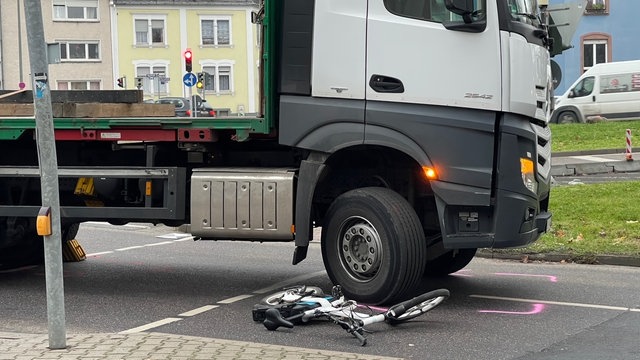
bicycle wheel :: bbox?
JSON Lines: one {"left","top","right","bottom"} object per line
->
{"left": 259, "top": 286, "right": 326, "bottom": 306}
{"left": 385, "top": 289, "right": 449, "bottom": 324}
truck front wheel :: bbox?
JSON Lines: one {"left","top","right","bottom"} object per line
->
{"left": 321, "top": 187, "right": 426, "bottom": 305}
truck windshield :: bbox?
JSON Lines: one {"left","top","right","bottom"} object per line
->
{"left": 508, "top": 0, "right": 541, "bottom": 26}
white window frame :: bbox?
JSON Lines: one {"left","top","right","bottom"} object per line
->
{"left": 201, "top": 61, "right": 235, "bottom": 95}
{"left": 200, "top": 16, "right": 233, "bottom": 47}
{"left": 134, "top": 60, "right": 170, "bottom": 97}
{"left": 583, "top": 39, "right": 608, "bottom": 72}
{"left": 53, "top": 0, "right": 99, "bottom": 21}
{"left": 133, "top": 15, "right": 168, "bottom": 47}
{"left": 56, "top": 80, "right": 101, "bottom": 90}
{"left": 58, "top": 41, "right": 100, "bottom": 62}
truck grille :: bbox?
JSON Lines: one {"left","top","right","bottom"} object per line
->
{"left": 533, "top": 123, "right": 551, "bottom": 179}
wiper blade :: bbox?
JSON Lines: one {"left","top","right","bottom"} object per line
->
{"left": 512, "top": 12, "right": 538, "bottom": 20}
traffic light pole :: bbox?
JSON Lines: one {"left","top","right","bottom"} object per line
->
{"left": 23, "top": 0, "right": 67, "bottom": 349}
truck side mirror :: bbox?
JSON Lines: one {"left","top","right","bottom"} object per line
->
{"left": 445, "top": 0, "right": 475, "bottom": 23}
{"left": 568, "top": 90, "right": 575, "bottom": 98}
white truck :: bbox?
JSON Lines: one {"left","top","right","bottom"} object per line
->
{"left": 0, "top": 0, "right": 555, "bottom": 304}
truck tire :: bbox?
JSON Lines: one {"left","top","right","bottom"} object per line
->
{"left": 0, "top": 217, "right": 41, "bottom": 270}
{"left": 321, "top": 187, "right": 426, "bottom": 305}
{"left": 0, "top": 219, "right": 79, "bottom": 270}
{"left": 424, "top": 248, "right": 477, "bottom": 277}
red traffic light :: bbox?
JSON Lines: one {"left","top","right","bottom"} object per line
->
{"left": 184, "top": 49, "right": 193, "bottom": 73}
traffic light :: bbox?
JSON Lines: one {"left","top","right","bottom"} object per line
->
{"left": 196, "top": 72, "right": 204, "bottom": 89}
{"left": 135, "top": 77, "right": 144, "bottom": 89}
{"left": 116, "top": 77, "right": 124, "bottom": 88}
{"left": 184, "top": 49, "right": 193, "bottom": 73}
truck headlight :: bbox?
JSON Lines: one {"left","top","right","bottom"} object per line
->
{"left": 520, "top": 158, "right": 538, "bottom": 194}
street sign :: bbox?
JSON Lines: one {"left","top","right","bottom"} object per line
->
{"left": 183, "top": 73, "right": 197, "bottom": 87}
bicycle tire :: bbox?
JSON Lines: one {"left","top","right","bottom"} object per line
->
{"left": 259, "top": 286, "right": 326, "bottom": 306}
{"left": 385, "top": 289, "right": 449, "bottom": 324}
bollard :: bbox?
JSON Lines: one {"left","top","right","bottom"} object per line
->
{"left": 626, "top": 129, "right": 633, "bottom": 161}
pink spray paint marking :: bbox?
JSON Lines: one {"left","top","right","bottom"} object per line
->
{"left": 451, "top": 269, "right": 474, "bottom": 277}
{"left": 494, "top": 272, "right": 558, "bottom": 283}
{"left": 479, "top": 303, "right": 546, "bottom": 315}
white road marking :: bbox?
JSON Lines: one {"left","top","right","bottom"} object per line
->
{"left": 86, "top": 236, "right": 191, "bottom": 257}
{"left": 470, "top": 294, "right": 640, "bottom": 312}
{"left": 85, "top": 251, "right": 114, "bottom": 257}
{"left": 84, "top": 221, "right": 150, "bottom": 230}
{"left": 572, "top": 155, "right": 612, "bottom": 162}
{"left": 119, "top": 317, "right": 182, "bottom": 334}
{"left": 179, "top": 305, "right": 220, "bottom": 317}
{"left": 144, "top": 241, "right": 175, "bottom": 247}
{"left": 156, "top": 233, "right": 192, "bottom": 239}
{"left": 217, "top": 294, "right": 254, "bottom": 304}
{"left": 115, "top": 246, "right": 145, "bottom": 251}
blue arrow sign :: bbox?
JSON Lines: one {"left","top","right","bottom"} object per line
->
{"left": 183, "top": 73, "right": 197, "bottom": 87}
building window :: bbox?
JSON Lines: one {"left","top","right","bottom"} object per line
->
{"left": 53, "top": 0, "right": 98, "bottom": 21}
{"left": 200, "top": 17, "right": 232, "bottom": 46}
{"left": 57, "top": 80, "right": 100, "bottom": 90}
{"left": 136, "top": 65, "right": 169, "bottom": 96}
{"left": 585, "top": 0, "right": 609, "bottom": 15}
{"left": 134, "top": 17, "right": 166, "bottom": 47}
{"left": 202, "top": 63, "right": 234, "bottom": 94}
{"left": 59, "top": 42, "right": 100, "bottom": 61}
{"left": 581, "top": 33, "right": 612, "bottom": 72}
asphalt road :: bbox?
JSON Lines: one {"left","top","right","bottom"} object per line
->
{"left": 1, "top": 223, "right": 639, "bottom": 359}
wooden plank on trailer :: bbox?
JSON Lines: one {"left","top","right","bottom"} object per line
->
{"left": 60, "top": 103, "right": 175, "bottom": 118}
{"left": 0, "top": 90, "right": 144, "bottom": 104}
{"left": 0, "top": 103, "right": 175, "bottom": 117}
{"left": 0, "top": 103, "right": 36, "bottom": 116}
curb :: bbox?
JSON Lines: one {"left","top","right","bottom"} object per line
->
{"left": 552, "top": 148, "right": 625, "bottom": 157}
{"left": 477, "top": 249, "right": 640, "bottom": 267}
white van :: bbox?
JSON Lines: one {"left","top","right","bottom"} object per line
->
{"left": 552, "top": 60, "right": 640, "bottom": 123}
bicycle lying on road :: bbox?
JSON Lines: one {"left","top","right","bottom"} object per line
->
{"left": 252, "top": 285, "right": 449, "bottom": 346}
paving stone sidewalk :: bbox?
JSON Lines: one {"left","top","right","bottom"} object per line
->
{"left": 0, "top": 331, "right": 402, "bottom": 360}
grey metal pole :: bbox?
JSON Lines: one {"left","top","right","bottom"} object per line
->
{"left": 23, "top": 0, "right": 67, "bottom": 349}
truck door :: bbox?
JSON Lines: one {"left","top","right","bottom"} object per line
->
{"left": 365, "top": 0, "right": 502, "bottom": 111}
{"left": 363, "top": 0, "right": 503, "bottom": 188}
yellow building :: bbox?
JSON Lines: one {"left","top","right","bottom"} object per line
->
{"left": 112, "top": 0, "right": 260, "bottom": 115}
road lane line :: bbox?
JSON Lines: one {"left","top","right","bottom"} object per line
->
{"left": 115, "top": 246, "right": 145, "bottom": 251}
{"left": 253, "top": 270, "right": 328, "bottom": 294}
{"left": 218, "top": 294, "right": 254, "bottom": 304}
{"left": 179, "top": 305, "right": 220, "bottom": 317}
{"left": 119, "top": 317, "right": 182, "bottom": 334}
{"left": 144, "top": 241, "right": 175, "bottom": 247}
{"left": 470, "top": 294, "right": 638, "bottom": 312}
{"left": 572, "top": 155, "right": 612, "bottom": 162}
{"left": 85, "top": 251, "right": 114, "bottom": 257}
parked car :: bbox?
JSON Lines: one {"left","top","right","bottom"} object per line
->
{"left": 551, "top": 60, "right": 640, "bottom": 123}
{"left": 156, "top": 96, "right": 216, "bottom": 117}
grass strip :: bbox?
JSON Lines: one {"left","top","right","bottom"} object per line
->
{"left": 550, "top": 120, "right": 640, "bottom": 153}
{"left": 495, "top": 181, "right": 640, "bottom": 259}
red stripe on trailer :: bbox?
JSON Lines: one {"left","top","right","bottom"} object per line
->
{"left": 54, "top": 129, "right": 177, "bottom": 141}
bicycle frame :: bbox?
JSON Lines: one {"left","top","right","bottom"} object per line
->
{"left": 297, "top": 295, "right": 387, "bottom": 326}
{"left": 254, "top": 285, "right": 450, "bottom": 346}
